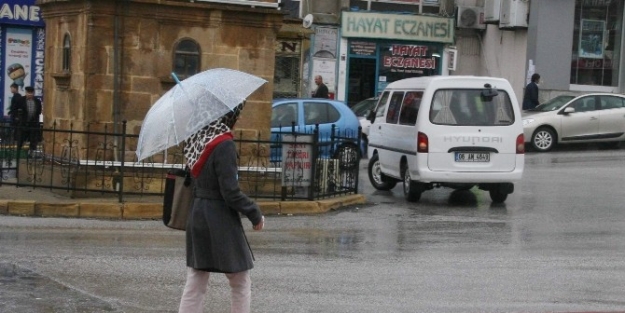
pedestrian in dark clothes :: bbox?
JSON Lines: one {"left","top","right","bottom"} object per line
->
{"left": 178, "top": 103, "right": 265, "bottom": 313}
{"left": 522, "top": 73, "right": 540, "bottom": 110}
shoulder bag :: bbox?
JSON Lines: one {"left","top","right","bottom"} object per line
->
{"left": 162, "top": 168, "right": 194, "bottom": 231}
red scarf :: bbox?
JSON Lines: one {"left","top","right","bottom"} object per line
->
{"left": 189, "top": 132, "right": 233, "bottom": 178}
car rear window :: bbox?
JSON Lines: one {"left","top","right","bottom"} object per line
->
{"left": 429, "top": 89, "right": 515, "bottom": 126}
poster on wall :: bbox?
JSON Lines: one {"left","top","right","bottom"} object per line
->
{"left": 312, "top": 27, "right": 338, "bottom": 59}
{"left": 579, "top": 19, "right": 605, "bottom": 59}
{"left": 3, "top": 27, "right": 33, "bottom": 116}
{"left": 311, "top": 58, "right": 336, "bottom": 97}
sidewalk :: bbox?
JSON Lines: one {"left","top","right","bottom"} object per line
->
{"left": 0, "top": 185, "right": 366, "bottom": 219}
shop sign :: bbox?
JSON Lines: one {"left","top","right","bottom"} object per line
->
{"left": 349, "top": 41, "right": 377, "bottom": 56}
{"left": 34, "top": 28, "right": 45, "bottom": 97}
{"left": 275, "top": 41, "right": 301, "bottom": 55}
{"left": 383, "top": 44, "right": 436, "bottom": 70}
{"left": 281, "top": 135, "right": 313, "bottom": 187}
{"left": 341, "top": 11, "right": 453, "bottom": 44}
{"left": 0, "top": 0, "right": 44, "bottom": 27}
{"left": 573, "top": 58, "right": 613, "bottom": 69}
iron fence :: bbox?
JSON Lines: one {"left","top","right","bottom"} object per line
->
{"left": 0, "top": 121, "right": 361, "bottom": 203}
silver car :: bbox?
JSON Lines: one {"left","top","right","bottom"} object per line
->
{"left": 523, "top": 93, "right": 625, "bottom": 152}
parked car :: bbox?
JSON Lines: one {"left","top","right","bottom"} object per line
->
{"left": 523, "top": 93, "right": 625, "bottom": 152}
{"left": 271, "top": 98, "right": 361, "bottom": 166}
{"left": 350, "top": 97, "right": 378, "bottom": 152}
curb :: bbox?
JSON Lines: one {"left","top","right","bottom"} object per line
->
{"left": 0, "top": 194, "right": 367, "bottom": 220}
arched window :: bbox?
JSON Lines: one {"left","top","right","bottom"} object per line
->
{"left": 62, "top": 34, "right": 71, "bottom": 72}
{"left": 173, "top": 39, "right": 200, "bottom": 78}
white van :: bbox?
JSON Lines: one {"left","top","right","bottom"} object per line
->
{"left": 366, "top": 76, "right": 525, "bottom": 203}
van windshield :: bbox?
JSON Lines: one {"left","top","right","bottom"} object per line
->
{"left": 429, "top": 89, "right": 515, "bottom": 126}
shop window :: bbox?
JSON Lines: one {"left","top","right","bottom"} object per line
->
{"left": 274, "top": 56, "right": 300, "bottom": 99}
{"left": 173, "top": 39, "right": 200, "bottom": 78}
{"left": 570, "top": 0, "right": 623, "bottom": 86}
{"left": 62, "top": 34, "right": 71, "bottom": 72}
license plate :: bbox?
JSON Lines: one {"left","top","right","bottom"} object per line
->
{"left": 455, "top": 152, "right": 490, "bottom": 162}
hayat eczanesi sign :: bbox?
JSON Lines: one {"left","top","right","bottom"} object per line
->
{"left": 341, "top": 11, "right": 454, "bottom": 44}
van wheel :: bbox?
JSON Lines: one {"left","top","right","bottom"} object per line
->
{"left": 489, "top": 189, "right": 508, "bottom": 203}
{"left": 402, "top": 164, "right": 422, "bottom": 202}
{"left": 368, "top": 154, "right": 397, "bottom": 190}
{"left": 531, "top": 127, "right": 556, "bottom": 152}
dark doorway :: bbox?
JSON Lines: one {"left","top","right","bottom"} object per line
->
{"left": 348, "top": 58, "right": 377, "bottom": 107}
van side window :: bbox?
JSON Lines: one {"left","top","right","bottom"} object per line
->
{"left": 399, "top": 91, "right": 422, "bottom": 125}
{"left": 386, "top": 92, "right": 405, "bottom": 124}
{"left": 430, "top": 89, "right": 514, "bottom": 126}
{"left": 374, "top": 92, "right": 390, "bottom": 119}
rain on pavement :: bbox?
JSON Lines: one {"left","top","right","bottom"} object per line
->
{"left": 1, "top": 144, "right": 625, "bottom": 313}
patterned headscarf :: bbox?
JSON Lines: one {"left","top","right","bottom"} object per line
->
{"left": 183, "top": 104, "right": 243, "bottom": 174}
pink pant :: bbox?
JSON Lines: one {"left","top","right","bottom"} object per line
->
{"left": 178, "top": 267, "right": 251, "bottom": 313}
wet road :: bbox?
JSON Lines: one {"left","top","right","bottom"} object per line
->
{"left": 2, "top": 146, "right": 625, "bottom": 313}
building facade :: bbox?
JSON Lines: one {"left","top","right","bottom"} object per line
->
{"left": 525, "top": 0, "right": 624, "bottom": 101}
{"left": 38, "top": 0, "right": 282, "bottom": 160}
{"left": 287, "top": 0, "right": 452, "bottom": 106}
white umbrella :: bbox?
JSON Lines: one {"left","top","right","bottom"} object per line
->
{"left": 136, "top": 68, "right": 267, "bottom": 161}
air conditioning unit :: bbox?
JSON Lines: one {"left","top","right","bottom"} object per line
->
{"left": 484, "top": 0, "right": 501, "bottom": 23}
{"left": 457, "top": 6, "right": 486, "bottom": 30}
{"left": 499, "top": 0, "right": 528, "bottom": 29}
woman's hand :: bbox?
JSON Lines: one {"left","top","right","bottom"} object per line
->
{"left": 253, "top": 216, "right": 264, "bottom": 231}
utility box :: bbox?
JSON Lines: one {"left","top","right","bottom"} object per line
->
{"left": 499, "top": 0, "right": 528, "bottom": 29}
{"left": 484, "top": 0, "right": 501, "bottom": 23}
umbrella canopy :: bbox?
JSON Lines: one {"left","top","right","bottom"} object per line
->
{"left": 136, "top": 68, "right": 267, "bottom": 161}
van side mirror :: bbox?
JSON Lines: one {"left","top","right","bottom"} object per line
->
{"left": 366, "top": 110, "right": 376, "bottom": 123}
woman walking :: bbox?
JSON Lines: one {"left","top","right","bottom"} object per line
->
{"left": 178, "top": 103, "right": 265, "bottom": 313}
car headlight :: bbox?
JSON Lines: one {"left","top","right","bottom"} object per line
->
{"left": 522, "top": 118, "right": 535, "bottom": 127}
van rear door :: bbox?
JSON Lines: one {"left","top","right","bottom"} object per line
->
{"left": 425, "top": 88, "right": 519, "bottom": 172}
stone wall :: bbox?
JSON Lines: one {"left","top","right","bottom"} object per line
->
{"left": 39, "top": 0, "right": 282, "bottom": 160}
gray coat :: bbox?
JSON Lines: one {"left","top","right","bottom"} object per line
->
{"left": 186, "top": 139, "right": 263, "bottom": 273}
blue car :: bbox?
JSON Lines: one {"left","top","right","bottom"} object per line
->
{"left": 271, "top": 98, "right": 361, "bottom": 166}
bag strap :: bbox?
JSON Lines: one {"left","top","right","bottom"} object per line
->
{"left": 183, "top": 166, "right": 192, "bottom": 187}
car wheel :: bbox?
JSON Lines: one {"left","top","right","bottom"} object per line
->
{"left": 531, "top": 127, "right": 556, "bottom": 152}
{"left": 367, "top": 154, "right": 397, "bottom": 191}
{"left": 489, "top": 188, "right": 508, "bottom": 203}
{"left": 334, "top": 143, "right": 360, "bottom": 170}
{"left": 402, "top": 163, "right": 422, "bottom": 202}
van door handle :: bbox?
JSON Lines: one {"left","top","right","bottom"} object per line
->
{"left": 590, "top": 116, "right": 598, "bottom": 120}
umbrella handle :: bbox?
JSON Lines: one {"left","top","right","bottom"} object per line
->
{"left": 171, "top": 72, "right": 181, "bottom": 84}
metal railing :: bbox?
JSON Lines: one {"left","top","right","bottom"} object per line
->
{"left": 0, "top": 121, "right": 361, "bottom": 203}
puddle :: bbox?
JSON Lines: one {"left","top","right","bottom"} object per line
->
{"left": 0, "top": 263, "right": 120, "bottom": 312}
